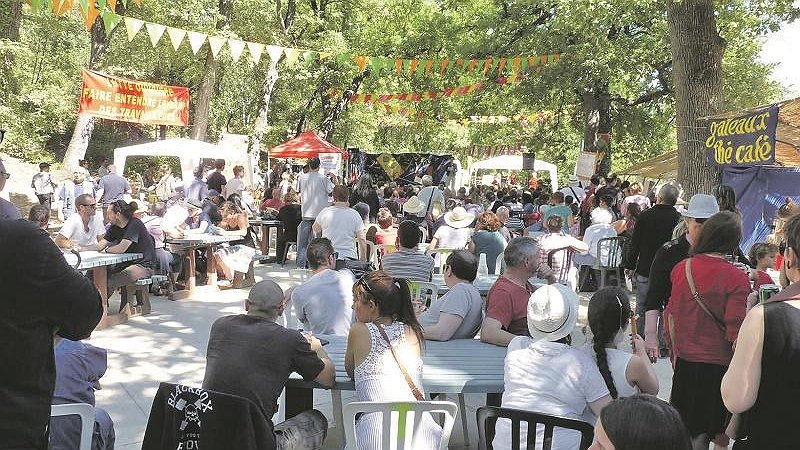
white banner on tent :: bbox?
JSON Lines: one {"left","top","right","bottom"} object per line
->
{"left": 319, "top": 153, "right": 342, "bottom": 175}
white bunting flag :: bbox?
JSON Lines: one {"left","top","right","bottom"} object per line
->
{"left": 166, "top": 27, "right": 186, "bottom": 51}
{"left": 284, "top": 48, "right": 299, "bottom": 66}
{"left": 208, "top": 36, "right": 226, "bottom": 59}
{"left": 247, "top": 41, "right": 265, "bottom": 64}
{"left": 266, "top": 45, "right": 284, "bottom": 64}
{"left": 124, "top": 17, "right": 144, "bottom": 42}
{"left": 187, "top": 31, "right": 207, "bottom": 55}
{"left": 227, "top": 39, "right": 246, "bottom": 62}
{"left": 145, "top": 23, "right": 166, "bottom": 48}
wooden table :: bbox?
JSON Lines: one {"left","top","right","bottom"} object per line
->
{"left": 165, "top": 234, "right": 243, "bottom": 300}
{"left": 74, "top": 251, "right": 143, "bottom": 330}
{"left": 284, "top": 335, "right": 506, "bottom": 419}
{"left": 248, "top": 218, "right": 283, "bottom": 260}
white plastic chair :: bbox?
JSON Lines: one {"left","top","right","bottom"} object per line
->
{"left": 51, "top": 403, "right": 95, "bottom": 450}
{"left": 494, "top": 253, "right": 505, "bottom": 275}
{"left": 288, "top": 268, "right": 312, "bottom": 281}
{"left": 408, "top": 281, "right": 439, "bottom": 306}
{"left": 343, "top": 400, "right": 458, "bottom": 450}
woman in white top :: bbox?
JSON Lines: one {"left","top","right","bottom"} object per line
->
{"left": 345, "top": 270, "right": 442, "bottom": 450}
{"left": 587, "top": 287, "right": 659, "bottom": 399}
{"left": 494, "top": 284, "right": 612, "bottom": 450}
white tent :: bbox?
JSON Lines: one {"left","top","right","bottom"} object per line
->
{"left": 113, "top": 138, "right": 251, "bottom": 186}
{"left": 468, "top": 155, "right": 558, "bottom": 192}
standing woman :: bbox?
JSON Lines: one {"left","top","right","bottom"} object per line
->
{"left": 722, "top": 213, "right": 800, "bottom": 449}
{"left": 350, "top": 173, "right": 381, "bottom": 223}
{"left": 345, "top": 271, "right": 442, "bottom": 449}
{"left": 664, "top": 211, "right": 749, "bottom": 450}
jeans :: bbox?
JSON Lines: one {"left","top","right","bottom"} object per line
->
{"left": 636, "top": 274, "right": 666, "bottom": 349}
{"left": 275, "top": 409, "right": 327, "bottom": 450}
{"left": 37, "top": 193, "right": 53, "bottom": 209}
{"left": 296, "top": 219, "right": 315, "bottom": 269}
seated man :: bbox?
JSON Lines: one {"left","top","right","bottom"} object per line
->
{"left": 202, "top": 280, "right": 335, "bottom": 450}
{"left": 54, "top": 194, "right": 105, "bottom": 251}
{"left": 289, "top": 238, "right": 355, "bottom": 335}
{"left": 50, "top": 339, "right": 115, "bottom": 450}
{"left": 135, "top": 202, "right": 182, "bottom": 295}
{"left": 381, "top": 220, "right": 435, "bottom": 282}
{"left": 94, "top": 200, "right": 156, "bottom": 302}
{"left": 481, "top": 237, "right": 556, "bottom": 346}
{"left": 573, "top": 207, "right": 620, "bottom": 267}
{"left": 418, "top": 250, "right": 483, "bottom": 341}
{"left": 313, "top": 185, "right": 367, "bottom": 260}
{"left": 536, "top": 215, "right": 589, "bottom": 289}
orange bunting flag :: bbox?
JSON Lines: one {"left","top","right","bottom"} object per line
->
{"left": 81, "top": 0, "right": 99, "bottom": 28}
{"left": 354, "top": 55, "right": 368, "bottom": 71}
{"left": 466, "top": 59, "right": 478, "bottom": 73}
{"left": 497, "top": 58, "right": 507, "bottom": 75}
{"left": 52, "top": 0, "right": 74, "bottom": 16}
{"left": 344, "top": 81, "right": 487, "bottom": 104}
{"left": 395, "top": 59, "right": 404, "bottom": 74}
{"left": 482, "top": 58, "right": 493, "bottom": 75}
{"left": 424, "top": 59, "right": 434, "bottom": 75}
{"left": 409, "top": 59, "right": 419, "bottom": 75}
{"left": 439, "top": 59, "right": 450, "bottom": 75}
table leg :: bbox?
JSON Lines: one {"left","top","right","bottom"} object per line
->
{"left": 93, "top": 266, "right": 129, "bottom": 329}
{"left": 206, "top": 244, "right": 217, "bottom": 285}
{"left": 260, "top": 224, "right": 269, "bottom": 255}
{"left": 284, "top": 385, "right": 314, "bottom": 419}
{"left": 170, "top": 247, "right": 195, "bottom": 301}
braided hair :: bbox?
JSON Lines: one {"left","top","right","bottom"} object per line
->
{"left": 588, "top": 287, "right": 631, "bottom": 399}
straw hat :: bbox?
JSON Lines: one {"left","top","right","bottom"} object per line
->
{"left": 403, "top": 196, "right": 425, "bottom": 215}
{"left": 443, "top": 206, "right": 475, "bottom": 229}
{"left": 527, "top": 284, "right": 579, "bottom": 343}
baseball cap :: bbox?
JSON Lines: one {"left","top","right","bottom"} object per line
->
{"left": 681, "top": 194, "right": 719, "bottom": 219}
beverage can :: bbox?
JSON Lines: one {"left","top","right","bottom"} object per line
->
{"left": 759, "top": 284, "right": 781, "bottom": 304}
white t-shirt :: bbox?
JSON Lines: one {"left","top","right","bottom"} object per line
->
{"left": 419, "top": 282, "right": 483, "bottom": 339}
{"left": 314, "top": 205, "right": 364, "bottom": 260}
{"left": 298, "top": 171, "right": 333, "bottom": 219}
{"left": 585, "top": 346, "right": 639, "bottom": 398}
{"left": 290, "top": 268, "right": 355, "bottom": 336}
{"left": 432, "top": 226, "right": 472, "bottom": 249}
{"left": 582, "top": 223, "right": 619, "bottom": 263}
{"left": 58, "top": 213, "right": 105, "bottom": 246}
{"left": 493, "top": 337, "right": 609, "bottom": 450}
{"left": 416, "top": 186, "right": 445, "bottom": 218}
{"left": 223, "top": 177, "right": 245, "bottom": 199}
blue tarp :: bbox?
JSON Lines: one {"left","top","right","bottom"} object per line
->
{"left": 723, "top": 165, "right": 800, "bottom": 252}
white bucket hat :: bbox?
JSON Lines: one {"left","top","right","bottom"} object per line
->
{"left": 443, "top": 206, "right": 475, "bottom": 228}
{"left": 681, "top": 194, "right": 719, "bottom": 219}
{"left": 403, "top": 196, "right": 425, "bottom": 215}
{"left": 527, "top": 284, "right": 579, "bottom": 343}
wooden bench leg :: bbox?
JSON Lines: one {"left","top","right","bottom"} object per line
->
{"left": 137, "top": 286, "right": 151, "bottom": 315}
{"left": 119, "top": 286, "right": 130, "bottom": 313}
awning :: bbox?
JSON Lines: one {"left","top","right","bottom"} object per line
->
{"left": 267, "top": 130, "right": 347, "bottom": 159}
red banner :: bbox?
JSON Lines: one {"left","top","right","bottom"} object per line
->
{"left": 78, "top": 69, "right": 190, "bottom": 126}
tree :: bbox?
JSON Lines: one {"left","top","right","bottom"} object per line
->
{"left": 191, "top": 0, "right": 233, "bottom": 140}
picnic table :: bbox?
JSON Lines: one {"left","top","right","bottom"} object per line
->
{"left": 284, "top": 335, "right": 506, "bottom": 419}
{"left": 248, "top": 218, "right": 283, "bottom": 260}
{"left": 72, "top": 251, "right": 143, "bottom": 329}
{"left": 165, "top": 234, "right": 243, "bottom": 299}
{"left": 432, "top": 273, "right": 498, "bottom": 296}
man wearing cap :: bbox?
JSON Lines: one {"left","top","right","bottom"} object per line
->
{"left": 56, "top": 170, "right": 95, "bottom": 220}
{"left": 96, "top": 164, "right": 131, "bottom": 207}
{"left": 31, "top": 162, "right": 56, "bottom": 209}
{"left": 381, "top": 220, "right": 435, "bottom": 282}
{"left": 481, "top": 237, "right": 557, "bottom": 346}
{"left": 203, "top": 279, "right": 334, "bottom": 449}
{"left": 55, "top": 193, "right": 105, "bottom": 251}
{"left": 643, "top": 193, "right": 719, "bottom": 362}
{"left": 0, "top": 158, "right": 21, "bottom": 220}
{"left": 560, "top": 174, "right": 585, "bottom": 204}
{"left": 297, "top": 157, "right": 334, "bottom": 268}
{"left": 625, "top": 184, "right": 680, "bottom": 341}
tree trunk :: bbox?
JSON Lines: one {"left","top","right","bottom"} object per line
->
{"left": 667, "top": 0, "right": 725, "bottom": 197}
{"left": 581, "top": 82, "right": 612, "bottom": 176}
{"left": 63, "top": 12, "right": 121, "bottom": 171}
{"left": 2, "top": 0, "right": 22, "bottom": 40}
{"left": 319, "top": 69, "right": 370, "bottom": 141}
{"left": 249, "top": 57, "right": 281, "bottom": 157}
{"left": 191, "top": 0, "right": 233, "bottom": 141}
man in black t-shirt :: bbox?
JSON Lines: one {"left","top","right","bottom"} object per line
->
{"left": 206, "top": 159, "right": 227, "bottom": 194}
{"left": 96, "top": 200, "right": 156, "bottom": 302}
{"left": 203, "top": 280, "right": 335, "bottom": 449}
{"left": 0, "top": 219, "right": 103, "bottom": 449}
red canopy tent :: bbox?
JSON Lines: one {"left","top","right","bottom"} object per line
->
{"left": 267, "top": 130, "right": 347, "bottom": 159}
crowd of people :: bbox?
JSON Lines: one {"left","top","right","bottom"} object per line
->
{"left": 2, "top": 151, "right": 800, "bottom": 450}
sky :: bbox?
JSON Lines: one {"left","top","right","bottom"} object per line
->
{"left": 761, "top": 13, "right": 800, "bottom": 96}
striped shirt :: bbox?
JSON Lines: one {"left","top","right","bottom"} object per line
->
{"left": 381, "top": 248, "right": 434, "bottom": 282}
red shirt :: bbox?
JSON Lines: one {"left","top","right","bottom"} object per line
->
{"left": 753, "top": 270, "right": 774, "bottom": 291}
{"left": 485, "top": 276, "right": 536, "bottom": 336}
{"left": 665, "top": 254, "right": 749, "bottom": 366}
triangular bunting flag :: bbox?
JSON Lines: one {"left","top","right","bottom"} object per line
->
{"left": 369, "top": 57, "right": 384, "bottom": 74}
{"left": 284, "top": 48, "right": 300, "bottom": 66}
{"left": 354, "top": 55, "right": 368, "bottom": 71}
{"left": 208, "top": 36, "right": 226, "bottom": 58}
{"left": 53, "top": 0, "right": 74, "bottom": 17}
{"left": 394, "top": 59, "right": 403, "bottom": 75}
{"left": 227, "top": 39, "right": 246, "bottom": 62}
{"left": 145, "top": 23, "right": 166, "bottom": 48}
{"left": 101, "top": 11, "right": 121, "bottom": 36}
{"left": 408, "top": 59, "right": 419, "bottom": 75}
{"left": 302, "top": 51, "right": 317, "bottom": 68}
{"left": 439, "top": 59, "right": 450, "bottom": 75}
{"left": 466, "top": 59, "right": 478, "bottom": 73}
{"left": 266, "top": 45, "right": 284, "bottom": 64}
{"left": 81, "top": 0, "right": 99, "bottom": 29}
{"left": 497, "top": 58, "right": 507, "bottom": 75}
{"left": 166, "top": 27, "right": 186, "bottom": 51}
{"left": 187, "top": 31, "right": 207, "bottom": 55}
{"left": 549, "top": 53, "right": 560, "bottom": 63}
{"left": 319, "top": 51, "right": 332, "bottom": 60}
{"left": 108, "top": 0, "right": 116, "bottom": 11}
{"left": 423, "top": 59, "right": 434, "bottom": 75}
{"left": 247, "top": 41, "right": 265, "bottom": 64}
{"left": 124, "top": 16, "right": 144, "bottom": 42}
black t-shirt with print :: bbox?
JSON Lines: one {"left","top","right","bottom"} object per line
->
{"left": 104, "top": 217, "right": 156, "bottom": 268}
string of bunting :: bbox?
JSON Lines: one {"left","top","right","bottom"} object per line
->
{"left": 457, "top": 144, "right": 524, "bottom": 158}
{"left": 332, "top": 74, "right": 528, "bottom": 104}
{"left": 446, "top": 112, "right": 554, "bottom": 127}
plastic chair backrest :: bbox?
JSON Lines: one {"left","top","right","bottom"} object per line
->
{"left": 407, "top": 281, "right": 439, "bottom": 306}
{"left": 357, "top": 240, "right": 376, "bottom": 262}
{"left": 546, "top": 246, "right": 577, "bottom": 285}
{"left": 596, "top": 236, "right": 626, "bottom": 268}
{"left": 288, "top": 268, "right": 312, "bottom": 281}
{"left": 493, "top": 253, "right": 505, "bottom": 275}
{"left": 343, "top": 400, "right": 458, "bottom": 450}
{"left": 51, "top": 403, "right": 95, "bottom": 450}
{"left": 476, "top": 405, "right": 594, "bottom": 450}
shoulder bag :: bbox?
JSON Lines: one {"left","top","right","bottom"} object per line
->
{"left": 374, "top": 324, "right": 425, "bottom": 401}
{"left": 685, "top": 258, "right": 727, "bottom": 332}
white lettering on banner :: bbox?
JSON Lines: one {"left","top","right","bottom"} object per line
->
{"left": 319, "top": 152, "right": 341, "bottom": 175}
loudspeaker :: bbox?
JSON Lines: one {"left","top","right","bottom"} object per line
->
{"left": 522, "top": 152, "right": 536, "bottom": 170}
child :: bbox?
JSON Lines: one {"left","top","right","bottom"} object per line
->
{"left": 748, "top": 242, "right": 779, "bottom": 290}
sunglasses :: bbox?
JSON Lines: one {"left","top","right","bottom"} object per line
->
{"left": 0, "top": 172, "right": 9, "bottom": 180}
{"left": 357, "top": 276, "right": 376, "bottom": 297}
{"left": 80, "top": 203, "right": 97, "bottom": 208}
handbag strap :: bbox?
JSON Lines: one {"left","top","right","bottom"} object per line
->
{"left": 374, "top": 323, "right": 425, "bottom": 401}
{"left": 685, "top": 258, "right": 727, "bottom": 332}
